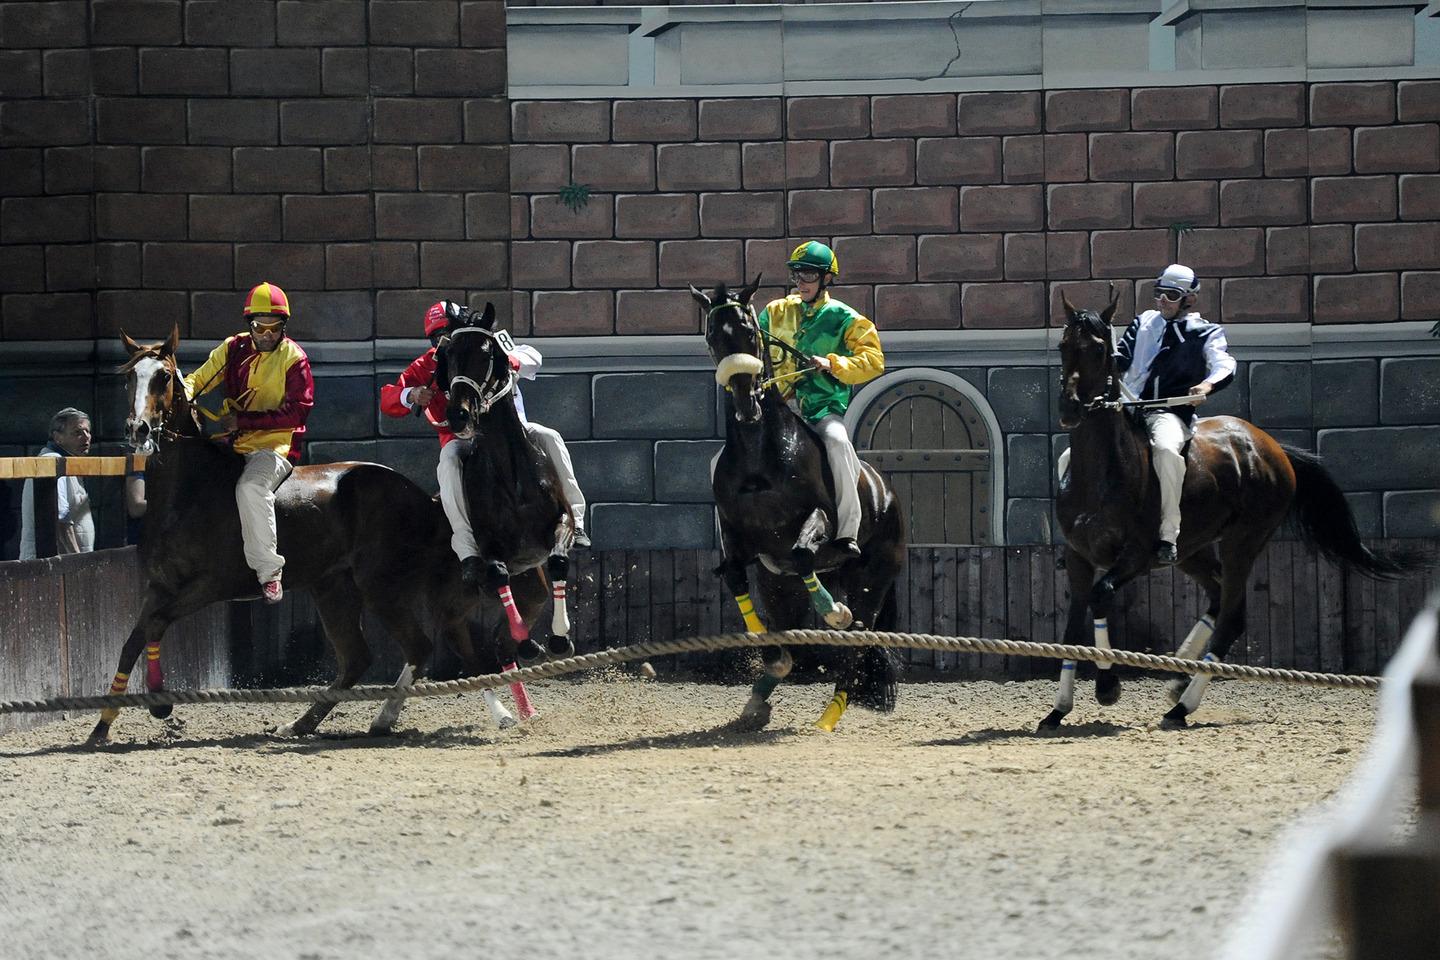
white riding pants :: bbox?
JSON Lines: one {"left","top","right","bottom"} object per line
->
{"left": 236, "top": 450, "right": 292, "bottom": 584}
{"left": 1054, "top": 411, "right": 1191, "bottom": 544}
{"left": 437, "top": 424, "right": 588, "bottom": 563}
{"left": 816, "top": 414, "right": 863, "bottom": 541}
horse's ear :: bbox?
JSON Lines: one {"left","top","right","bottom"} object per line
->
{"left": 689, "top": 285, "right": 711, "bottom": 310}
{"left": 738, "top": 272, "right": 762, "bottom": 306}
{"left": 162, "top": 324, "right": 180, "bottom": 357}
{"left": 479, "top": 301, "right": 496, "bottom": 330}
{"left": 1059, "top": 290, "right": 1080, "bottom": 325}
{"left": 1100, "top": 282, "right": 1120, "bottom": 324}
{"left": 120, "top": 330, "right": 144, "bottom": 356}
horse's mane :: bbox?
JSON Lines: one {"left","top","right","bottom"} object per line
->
{"left": 1074, "top": 309, "right": 1111, "bottom": 341}
{"left": 116, "top": 345, "right": 175, "bottom": 375}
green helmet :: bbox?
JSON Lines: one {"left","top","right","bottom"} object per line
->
{"left": 787, "top": 240, "right": 839, "bottom": 277}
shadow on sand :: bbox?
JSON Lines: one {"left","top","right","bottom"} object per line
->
{"left": 530, "top": 721, "right": 797, "bottom": 759}
{"left": 918, "top": 720, "right": 1134, "bottom": 747}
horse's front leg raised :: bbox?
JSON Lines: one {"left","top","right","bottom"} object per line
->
{"left": 794, "top": 508, "right": 852, "bottom": 629}
{"left": 485, "top": 560, "right": 538, "bottom": 720}
{"left": 545, "top": 551, "right": 575, "bottom": 659}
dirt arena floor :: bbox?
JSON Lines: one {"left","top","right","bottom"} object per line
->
{"left": 0, "top": 674, "right": 1374, "bottom": 960}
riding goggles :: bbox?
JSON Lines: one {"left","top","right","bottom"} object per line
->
{"left": 249, "top": 316, "right": 287, "bottom": 334}
{"left": 789, "top": 267, "right": 823, "bottom": 283}
{"left": 1154, "top": 288, "right": 1187, "bottom": 303}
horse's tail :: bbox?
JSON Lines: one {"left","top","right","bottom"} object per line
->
{"left": 1283, "top": 445, "right": 1423, "bottom": 580}
{"left": 850, "top": 586, "right": 900, "bottom": 713}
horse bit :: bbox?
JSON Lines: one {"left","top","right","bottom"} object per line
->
{"left": 707, "top": 300, "right": 815, "bottom": 392}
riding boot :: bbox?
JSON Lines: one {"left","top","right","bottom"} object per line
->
{"left": 834, "top": 537, "right": 861, "bottom": 557}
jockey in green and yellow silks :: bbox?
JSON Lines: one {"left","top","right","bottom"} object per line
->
{"left": 757, "top": 241, "right": 884, "bottom": 555}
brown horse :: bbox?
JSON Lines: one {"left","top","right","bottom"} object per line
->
{"left": 99, "top": 327, "right": 547, "bottom": 744}
{"left": 1048, "top": 291, "right": 1415, "bottom": 731}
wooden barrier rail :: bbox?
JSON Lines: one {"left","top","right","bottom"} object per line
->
{"left": 0, "top": 455, "right": 147, "bottom": 559}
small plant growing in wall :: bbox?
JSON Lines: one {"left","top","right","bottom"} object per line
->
{"left": 1169, "top": 220, "right": 1196, "bottom": 240}
{"left": 559, "top": 181, "right": 592, "bottom": 213}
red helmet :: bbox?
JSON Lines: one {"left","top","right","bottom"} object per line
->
{"left": 244, "top": 281, "right": 290, "bottom": 318}
{"left": 424, "top": 300, "right": 464, "bottom": 338}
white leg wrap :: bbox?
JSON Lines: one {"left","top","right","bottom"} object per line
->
{"left": 483, "top": 689, "right": 516, "bottom": 729}
{"left": 1175, "top": 614, "right": 1216, "bottom": 660}
{"left": 1053, "top": 660, "right": 1077, "bottom": 714}
{"left": 1179, "top": 653, "right": 1219, "bottom": 713}
{"left": 371, "top": 663, "right": 415, "bottom": 732}
{"left": 551, "top": 581, "right": 570, "bottom": 637}
{"left": 1093, "top": 618, "right": 1112, "bottom": 670}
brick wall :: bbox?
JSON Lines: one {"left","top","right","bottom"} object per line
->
{"left": 510, "top": 82, "right": 1440, "bottom": 336}
{"left": 0, "top": 0, "right": 510, "bottom": 343}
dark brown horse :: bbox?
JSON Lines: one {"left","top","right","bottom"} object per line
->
{"left": 1048, "top": 291, "right": 1415, "bottom": 730}
{"left": 101, "top": 327, "right": 547, "bottom": 743}
{"left": 437, "top": 303, "right": 576, "bottom": 667}
{"left": 694, "top": 278, "right": 906, "bottom": 732}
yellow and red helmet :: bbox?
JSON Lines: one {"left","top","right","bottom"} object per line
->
{"left": 243, "top": 281, "right": 290, "bottom": 319}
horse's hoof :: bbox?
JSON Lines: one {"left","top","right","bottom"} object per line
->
{"left": 1164, "top": 678, "right": 1187, "bottom": 705}
{"left": 496, "top": 714, "right": 518, "bottom": 731}
{"left": 547, "top": 635, "right": 575, "bottom": 658}
{"left": 85, "top": 722, "right": 111, "bottom": 745}
{"left": 1095, "top": 673, "right": 1121, "bottom": 707}
{"left": 1159, "top": 705, "right": 1189, "bottom": 730}
{"left": 149, "top": 704, "right": 173, "bottom": 720}
{"left": 734, "top": 702, "right": 772, "bottom": 731}
{"left": 1036, "top": 710, "right": 1066, "bottom": 733}
{"left": 515, "top": 638, "right": 546, "bottom": 667}
{"left": 822, "top": 603, "right": 854, "bottom": 629}
{"left": 270, "top": 722, "right": 312, "bottom": 738}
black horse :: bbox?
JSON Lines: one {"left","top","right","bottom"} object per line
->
{"left": 692, "top": 278, "right": 905, "bottom": 731}
{"left": 1048, "top": 291, "right": 1417, "bottom": 731}
{"left": 108, "top": 328, "right": 546, "bottom": 743}
{"left": 438, "top": 302, "right": 575, "bottom": 667}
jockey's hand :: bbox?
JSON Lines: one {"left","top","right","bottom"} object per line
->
{"left": 810, "top": 355, "right": 833, "bottom": 374}
{"left": 412, "top": 385, "right": 436, "bottom": 408}
{"left": 217, "top": 413, "right": 239, "bottom": 433}
{"left": 1187, "top": 382, "right": 1212, "bottom": 404}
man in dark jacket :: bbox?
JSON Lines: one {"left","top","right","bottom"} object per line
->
{"left": 1114, "top": 264, "right": 1237, "bottom": 564}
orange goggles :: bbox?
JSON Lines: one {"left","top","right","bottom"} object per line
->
{"left": 249, "top": 316, "right": 286, "bottom": 334}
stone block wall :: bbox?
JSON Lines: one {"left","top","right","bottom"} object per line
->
{"left": 1, "top": 0, "right": 511, "bottom": 342}
{"left": 510, "top": 82, "right": 1440, "bottom": 335}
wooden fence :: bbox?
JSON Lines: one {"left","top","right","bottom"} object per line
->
{"left": 246, "top": 538, "right": 1440, "bottom": 686}
{"left": 0, "top": 547, "right": 228, "bottom": 735}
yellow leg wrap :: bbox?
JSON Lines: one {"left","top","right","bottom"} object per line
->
{"left": 735, "top": 594, "right": 766, "bottom": 634}
{"left": 815, "top": 691, "right": 848, "bottom": 732}
{"left": 99, "top": 672, "right": 129, "bottom": 724}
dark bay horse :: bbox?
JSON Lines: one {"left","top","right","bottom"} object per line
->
{"left": 692, "top": 278, "right": 906, "bottom": 732}
{"left": 107, "top": 328, "right": 547, "bottom": 743}
{"left": 437, "top": 303, "right": 576, "bottom": 667}
{"left": 1048, "top": 291, "right": 1416, "bottom": 730}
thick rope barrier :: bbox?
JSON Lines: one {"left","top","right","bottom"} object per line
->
{"left": 0, "top": 628, "right": 1379, "bottom": 717}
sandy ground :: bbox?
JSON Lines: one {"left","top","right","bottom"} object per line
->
{"left": 0, "top": 674, "right": 1373, "bottom": 960}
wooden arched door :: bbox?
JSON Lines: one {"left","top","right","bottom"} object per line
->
{"left": 851, "top": 375, "right": 998, "bottom": 546}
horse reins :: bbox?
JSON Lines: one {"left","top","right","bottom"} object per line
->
{"left": 706, "top": 300, "right": 817, "bottom": 392}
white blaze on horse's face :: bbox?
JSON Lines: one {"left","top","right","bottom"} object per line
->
{"left": 126, "top": 354, "right": 168, "bottom": 453}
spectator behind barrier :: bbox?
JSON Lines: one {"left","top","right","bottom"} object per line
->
{"left": 19, "top": 407, "right": 95, "bottom": 559}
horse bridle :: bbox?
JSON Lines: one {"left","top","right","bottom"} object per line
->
{"left": 446, "top": 326, "right": 518, "bottom": 416}
{"left": 707, "top": 300, "right": 814, "bottom": 392}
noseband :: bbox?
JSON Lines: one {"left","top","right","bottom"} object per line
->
{"left": 708, "top": 300, "right": 815, "bottom": 392}
{"left": 447, "top": 326, "right": 518, "bottom": 415}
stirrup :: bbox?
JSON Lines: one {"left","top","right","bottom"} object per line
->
{"left": 833, "top": 537, "right": 860, "bottom": 558}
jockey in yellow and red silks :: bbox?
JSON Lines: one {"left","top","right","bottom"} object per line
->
{"left": 757, "top": 240, "right": 885, "bottom": 556}
{"left": 184, "top": 281, "right": 314, "bottom": 604}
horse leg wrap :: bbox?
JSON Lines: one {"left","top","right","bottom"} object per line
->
{"left": 1054, "top": 660, "right": 1077, "bottom": 714}
{"left": 497, "top": 585, "right": 529, "bottom": 642}
{"left": 802, "top": 573, "right": 838, "bottom": 618}
{"left": 503, "top": 665, "right": 537, "bottom": 720}
{"left": 1178, "top": 653, "right": 1219, "bottom": 714}
{"left": 1175, "top": 614, "right": 1216, "bottom": 660}
{"left": 751, "top": 672, "right": 782, "bottom": 701}
{"left": 550, "top": 580, "right": 570, "bottom": 638}
{"left": 815, "top": 690, "right": 848, "bottom": 732}
{"left": 735, "top": 593, "right": 766, "bottom": 634}
{"left": 99, "top": 671, "right": 129, "bottom": 724}
{"left": 1093, "top": 618, "right": 1112, "bottom": 668}
{"left": 482, "top": 689, "right": 517, "bottom": 730}
{"left": 144, "top": 642, "right": 163, "bottom": 690}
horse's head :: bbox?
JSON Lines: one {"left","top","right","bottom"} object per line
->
{"left": 692, "top": 274, "right": 764, "bottom": 423}
{"left": 118, "top": 326, "right": 183, "bottom": 454}
{"left": 1057, "top": 286, "right": 1120, "bottom": 430}
{"left": 438, "top": 301, "right": 513, "bottom": 439}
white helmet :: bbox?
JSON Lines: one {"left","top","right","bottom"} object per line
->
{"left": 1155, "top": 263, "right": 1199, "bottom": 295}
